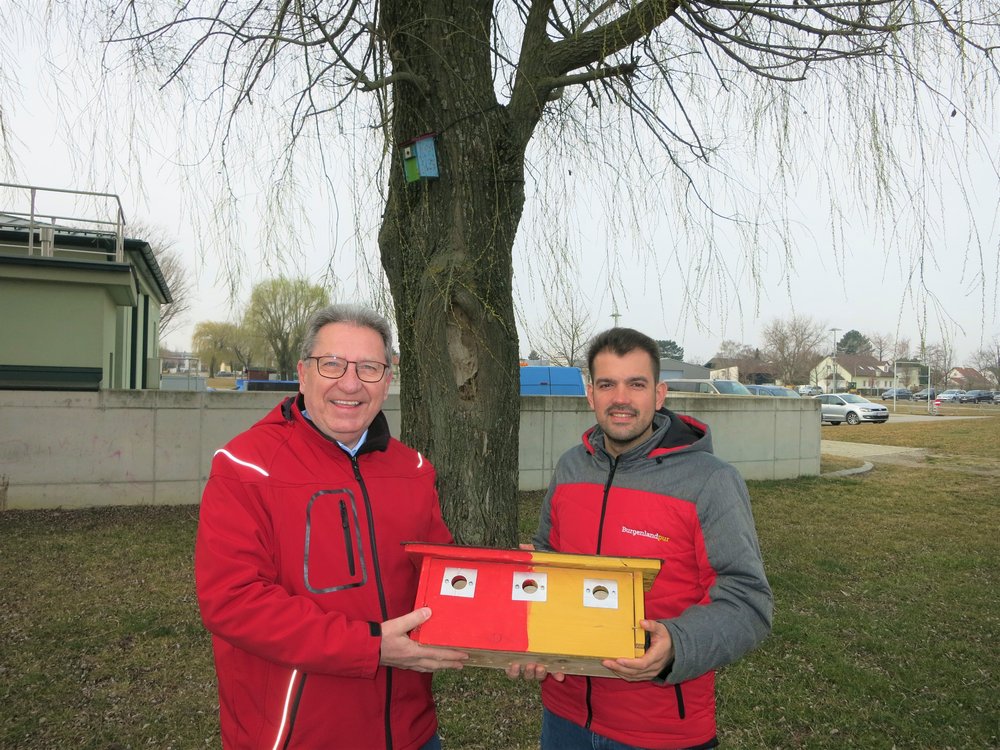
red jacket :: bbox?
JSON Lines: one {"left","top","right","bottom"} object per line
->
{"left": 195, "top": 396, "right": 452, "bottom": 749}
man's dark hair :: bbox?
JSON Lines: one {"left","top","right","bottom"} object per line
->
{"left": 586, "top": 328, "right": 661, "bottom": 382}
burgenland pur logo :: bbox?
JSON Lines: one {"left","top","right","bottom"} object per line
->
{"left": 621, "top": 525, "right": 670, "bottom": 544}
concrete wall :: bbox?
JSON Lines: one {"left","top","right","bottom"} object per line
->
{"left": 0, "top": 391, "right": 820, "bottom": 510}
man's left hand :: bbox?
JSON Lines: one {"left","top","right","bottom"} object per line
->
{"left": 601, "top": 619, "right": 674, "bottom": 682}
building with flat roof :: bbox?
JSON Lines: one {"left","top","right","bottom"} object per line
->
{"left": 0, "top": 183, "right": 172, "bottom": 390}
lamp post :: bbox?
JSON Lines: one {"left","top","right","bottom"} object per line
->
{"left": 829, "top": 328, "right": 841, "bottom": 393}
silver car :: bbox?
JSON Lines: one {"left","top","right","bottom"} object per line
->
{"left": 815, "top": 393, "right": 890, "bottom": 425}
{"left": 937, "top": 389, "right": 966, "bottom": 402}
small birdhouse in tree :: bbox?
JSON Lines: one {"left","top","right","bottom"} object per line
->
{"left": 404, "top": 543, "right": 661, "bottom": 677}
{"left": 399, "top": 132, "right": 439, "bottom": 183}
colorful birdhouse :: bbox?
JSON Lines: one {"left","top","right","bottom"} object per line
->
{"left": 404, "top": 543, "right": 661, "bottom": 677}
{"left": 399, "top": 133, "right": 439, "bottom": 183}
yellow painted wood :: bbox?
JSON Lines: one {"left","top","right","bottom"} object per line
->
{"left": 525, "top": 566, "right": 639, "bottom": 659}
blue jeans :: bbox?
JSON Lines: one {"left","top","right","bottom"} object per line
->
{"left": 541, "top": 708, "right": 650, "bottom": 750}
{"left": 541, "top": 708, "right": 718, "bottom": 750}
{"left": 419, "top": 734, "right": 442, "bottom": 750}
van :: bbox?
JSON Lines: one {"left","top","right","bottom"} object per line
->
{"left": 663, "top": 378, "right": 752, "bottom": 396}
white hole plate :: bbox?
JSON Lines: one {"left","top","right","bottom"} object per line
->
{"left": 511, "top": 571, "right": 548, "bottom": 602}
{"left": 583, "top": 578, "right": 619, "bottom": 609}
{"left": 440, "top": 566, "right": 478, "bottom": 598}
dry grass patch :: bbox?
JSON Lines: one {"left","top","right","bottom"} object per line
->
{"left": 821, "top": 413, "right": 1000, "bottom": 462}
{"left": 819, "top": 455, "right": 869, "bottom": 474}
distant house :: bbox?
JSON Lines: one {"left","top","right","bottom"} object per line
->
{"left": 808, "top": 354, "right": 893, "bottom": 394}
{"left": 890, "top": 360, "right": 927, "bottom": 390}
{"left": 0, "top": 183, "right": 172, "bottom": 391}
{"left": 703, "top": 356, "right": 775, "bottom": 384}
{"left": 947, "top": 367, "right": 990, "bottom": 389}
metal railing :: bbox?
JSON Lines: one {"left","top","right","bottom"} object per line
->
{"left": 0, "top": 182, "right": 127, "bottom": 263}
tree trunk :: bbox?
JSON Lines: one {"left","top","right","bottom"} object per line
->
{"left": 378, "top": 3, "right": 527, "bottom": 545}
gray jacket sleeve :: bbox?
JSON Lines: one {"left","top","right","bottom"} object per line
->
{"left": 660, "top": 464, "right": 773, "bottom": 684}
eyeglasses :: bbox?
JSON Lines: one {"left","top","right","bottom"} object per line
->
{"left": 306, "top": 356, "right": 389, "bottom": 383}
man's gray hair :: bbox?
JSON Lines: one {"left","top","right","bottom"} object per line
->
{"left": 299, "top": 304, "right": 394, "bottom": 365}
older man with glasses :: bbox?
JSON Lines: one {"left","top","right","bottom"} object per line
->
{"left": 196, "top": 303, "right": 467, "bottom": 750}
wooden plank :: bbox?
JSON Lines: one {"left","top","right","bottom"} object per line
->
{"left": 450, "top": 646, "right": 635, "bottom": 679}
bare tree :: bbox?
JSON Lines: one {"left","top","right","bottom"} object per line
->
{"left": 894, "top": 338, "right": 913, "bottom": 361}
{"left": 127, "top": 221, "right": 191, "bottom": 342}
{"left": 762, "top": 315, "right": 827, "bottom": 385}
{"left": 715, "top": 341, "right": 756, "bottom": 360}
{"left": 868, "top": 332, "right": 893, "bottom": 361}
{"left": 925, "top": 341, "right": 957, "bottom": 388}
{"left": 23, "top": 1, "right": 1000, "bottom": 544}
{"left": 972, "top": 338, "right": 1000, "bottom": 386}
{"left": 532, "top": 294, "right": 596, "bottom": 368}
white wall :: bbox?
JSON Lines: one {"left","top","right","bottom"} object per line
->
{"left": 0, "top": 391, "right": 821, "bottom": 510}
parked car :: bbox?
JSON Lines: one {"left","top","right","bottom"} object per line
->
{"left": 937, "top": 389, "right": 966, "bottom": 402}
{"left": 913, "top": 388, "right": 936, "bottom": 400}
{"left": 747, "top": 384, "right": 801, "bottom": 397}
{"left": 815, "top": 393, "right": 890, "bottom": 425}
{"left": 881, "top": 387, "right": 913, "bottom": 400}
{"left": 960, "top": 389, "right": 995, "bottom": 403}
{"left": 663, "top": 378, "right": 752, "bottom": 396}
{"left": 994, "top": 392, "right": 1000, "bottom": 404}
{"left": 797, "top": 385, "right": 823, "bottom": 396}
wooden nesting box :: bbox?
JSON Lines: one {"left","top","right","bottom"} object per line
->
{"left": 404, "top": 543, "right": 661, "bottom": 677}
{"left": 399, "top": 132, "right": 439, "bottom": 183}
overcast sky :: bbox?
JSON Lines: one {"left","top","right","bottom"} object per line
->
{"left": 4, "top": 6, "right": 997, "bottom": 366}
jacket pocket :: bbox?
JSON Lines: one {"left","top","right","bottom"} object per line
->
{"left": 303, "top": 490, "right": 367, "bottom": 594}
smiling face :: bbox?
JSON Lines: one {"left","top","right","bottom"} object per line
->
{"left": 296, "top": 321, "right": 392, "bottom": 446}
{"left": 587, "top": 347, "right": 667, "bottom": 457}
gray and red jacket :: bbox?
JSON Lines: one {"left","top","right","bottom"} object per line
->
{"left": 534, "top": 407, "right": 772, "bottom": 749}
{"left": 195, "top": 395, "right": 452, "bottom": 750}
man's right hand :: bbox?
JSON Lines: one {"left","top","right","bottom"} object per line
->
{"left": 379, "top": 607, "right": 469, "bottom": 672}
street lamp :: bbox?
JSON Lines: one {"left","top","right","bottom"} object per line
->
{"left": 830, "top": 327, "right": 840, "bottom": 393}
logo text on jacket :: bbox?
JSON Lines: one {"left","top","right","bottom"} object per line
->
{"left": 621, "top": 525, "right": 670, "bottom": 544}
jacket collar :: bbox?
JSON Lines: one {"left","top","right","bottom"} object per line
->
{"left": 284, "top": 394, "right": 391, "bottom": 455}
{"left": 583, "top": 407, "right": 711, "bottom": 461}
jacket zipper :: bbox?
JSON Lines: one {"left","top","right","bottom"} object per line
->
{"left": 339, "top": 499, "right": 356, "bottom": 576}
{"left": 281, "top": 674, "right": 308, "bottom": 750}
{"left": 586, "top": 455, "right": 619, "bottom": 730}
{"left": 594, "top": 455, "right": 619, "bottom": 554}
{"left": 351, "top": 455, "right": 393, "bottom": 750}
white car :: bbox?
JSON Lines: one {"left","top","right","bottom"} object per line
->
{"left": 937, "top": 389, "right": 966, "bottom": 402}
{"left": 815, "top": 393, "right": 889, "bottom": 425}
{"left": 797, "top": 385, "right": 823, "bottom": 396}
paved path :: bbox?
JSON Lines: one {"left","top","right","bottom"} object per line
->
{"left": 818, "top": 409, "right": 999, "bottom": 476}
{"left": 821, "top": 439, "right": 927, "bottom": 460}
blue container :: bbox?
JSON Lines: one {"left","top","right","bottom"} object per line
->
{"left": 519, "top": 366, "right": 585, "bottom": 396}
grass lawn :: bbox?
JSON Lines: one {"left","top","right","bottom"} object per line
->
{"left": 1, "top": 416, "right": 997, "bottom": 748}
